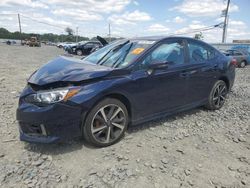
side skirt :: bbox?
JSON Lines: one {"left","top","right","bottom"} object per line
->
{"left": 130, "top": 99, "right": 207, "bottom": 126}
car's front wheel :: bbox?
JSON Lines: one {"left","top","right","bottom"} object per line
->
{"left": 76, "top": 49, "right": 83, "bottom": 56}
{"left": 82, "top": 98, "right": 128, "bottom": 147}
{"left": 205, "top": 80, "right": 228, "bottom": 110}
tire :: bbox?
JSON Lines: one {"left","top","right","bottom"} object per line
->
{"left": 76, "top": 49, "right": 83, "bottom": 56}
{"left": 239, "top": 61, "right": 246, "bottom": 68}
{"left": 82, "top": 98, "right": 129, "bottom": 147}
{"left": 205, "top": 80, "right": 228, "bottom": 110}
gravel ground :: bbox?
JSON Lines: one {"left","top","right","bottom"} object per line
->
{"left": 0, "top": 44, "right": 249, "bottom": 188}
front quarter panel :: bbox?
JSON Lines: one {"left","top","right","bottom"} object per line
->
{"left": 69, "top": 76, "right": 136, "bottom": 116}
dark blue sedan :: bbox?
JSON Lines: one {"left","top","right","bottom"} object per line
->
{"left": 16, "top": 36, "right": 235, "bottom": 147}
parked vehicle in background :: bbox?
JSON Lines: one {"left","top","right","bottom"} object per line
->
{"left": 21, "top": 37, "right": 40, "bottom": 47}
{"left": 46, "top": 41, "right": 57, "bottom": 46}
{"left": 57, "top": 42, "right": 74, "bottom": 48}
{"left": 231, "top": 45, "right": 250, "bottom": 55}
{"left": 16, "top": 36, "right": 236, "bottom": 147}
{"left": 29, "top": 37, "right": 40, "bottom": 47}
{"left": 224, "top": 49, "right": 249, "bottom": 68}
{"left": 6, "top": 40, "right": 16, "bottom": 45}
{"left": 66, "top": 41, "right": 102, "bottom": 56}
{"left": 66, "top": 36, "right": 109, "bottom": 56}
{"left": 21, "top": 39, "right": 29, "bottom": 46}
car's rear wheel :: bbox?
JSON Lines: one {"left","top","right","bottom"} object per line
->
{"left": 205, "top": 80, "right": 228, "bottom": 110}
{"left": 239, "top": 61, "right": 246, "bottom": 68}
{"left": 82, "top": 98, "right": 128, "bottom": 147}
{"left": 76, "top": 49, "right": 83, "bottom": 56}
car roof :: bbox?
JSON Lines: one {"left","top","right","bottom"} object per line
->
{"left": 227, "top": 49, "right": 244, "bottom": 53}
{"left": 130, "top": 36, "right": 198, "bottom": 42}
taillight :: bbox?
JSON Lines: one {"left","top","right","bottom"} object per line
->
{"left": 230, "top": 58, "right": 237, "bottom": 66}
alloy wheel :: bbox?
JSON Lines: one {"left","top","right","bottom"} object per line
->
{"left": 91, "top": 104, "right": 126, "bottom": 144}
{"left": 212, "top": 83, "right": 227, "bottom": 108}
{"left": 76, "top": 50, "right": 82, "bottom": 56}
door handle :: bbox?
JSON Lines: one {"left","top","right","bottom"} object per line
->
{"left": 180, "top": 70, "right": 197, "bottom": 77}
{"left": 213, "top": 64, "right": 219, "bottom": 69}
{"left": 180, "top": 71, "right": 189, "bottom": 77}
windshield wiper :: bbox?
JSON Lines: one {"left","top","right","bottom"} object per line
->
{"left": 112, "top": 43, "right": 133, "bottom": 68}
{"left": 97, "top": 40, "right": 130, "bottom": 66}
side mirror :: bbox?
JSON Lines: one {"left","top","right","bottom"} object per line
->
{"left": 148, "top": 60, "right": 170, "bottom": 70}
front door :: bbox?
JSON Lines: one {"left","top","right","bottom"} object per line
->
{"left": 130, "top": 39, "right": 189, "bottom": 119}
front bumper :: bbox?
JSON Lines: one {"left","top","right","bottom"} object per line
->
{"left": 16, "top": 102, "right": 83, "bottom": 143}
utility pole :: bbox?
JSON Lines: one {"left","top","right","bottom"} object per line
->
{"left": 76, "top": 27, "right": 79, "bottom": 42}
{"left": 18, "top": 13, "right": 22, "bottom": 45}
{"left": 61, "top": 32, "right": 64, "bottom": 42}
{"left": 108, "top": 23, "right": 111, "bottom": 42}
{"left": 222, "top": 0, "right": 230, "bottom": 43}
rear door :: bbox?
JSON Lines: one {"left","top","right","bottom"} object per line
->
{"left": 83, "top": 43, "right": 95, "bottom": 55}
{"left": 185, "top": 39, "right": 219, "bottom": 104}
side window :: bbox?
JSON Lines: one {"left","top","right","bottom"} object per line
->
{"left": 85, "top": 43, "right": 94, "bottom": 48}
{"left": 188, "top": 42, "right": 209, "bottom": 63}
{"left": 234, "top": 51, "right": 242, "bottom": 56}
{"left": 188, "top": 41, "right": 216, "bottom": 63}
{"left": 227, "top": 50, "right": 233, "bottom": 55}
{"left": 207, "top": 48, "right": 216, "bottom": 59}
{"left": 142, "top": 41, "right": 185, "bottom": 67}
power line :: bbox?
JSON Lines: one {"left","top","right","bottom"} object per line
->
{"left": 168, "top": 23, "right": 223, "bottom": 36}
{"left": 20, "top": 14, "right": 65, "bottom": 30}
{"left": 0, "top": 13, "right": 17, "bottom": 15}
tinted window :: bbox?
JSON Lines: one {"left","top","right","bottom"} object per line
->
{"left": 85, "top": 43, "right": 94, "bottom": 48}
{"left": 234, "top": 51, "right": 243, "bottom": 56}
{"left": 226, "top": 50, "right": 234, "bottom": 55}
{"left": 188, "top": 41, "right": 215, "bottom": 63}
{"left": 141, "top": 41, "right": 185, "bottom": 67}
{"left": 208, "top": 48, "right": 216, "bottom": 59}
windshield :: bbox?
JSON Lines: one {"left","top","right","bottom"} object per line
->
{"left": 83, "top": 39, "right": 155, "bottom": 68}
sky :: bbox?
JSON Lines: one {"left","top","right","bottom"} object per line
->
{"left": 0, "top": 0, "right": 250, "bottom": 42}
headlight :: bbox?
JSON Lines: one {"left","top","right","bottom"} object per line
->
{"left": 25, "top": 88, "right": 79, "bottom": 104}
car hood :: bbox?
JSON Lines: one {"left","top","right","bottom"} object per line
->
{"left": 28, "top": 56, "right": 113, "bottom": 86}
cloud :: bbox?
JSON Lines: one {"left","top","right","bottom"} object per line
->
{"left": 229, "top": 20, "right": 246, "bottom": 27}
{"left": 227, "top": 20, "right": 249, "bottom": 39}
{"left": 0, "top": 0, "right": 48, "bottom": 9}
{"left": 147, "top": 24, "right": 170, "bottom": 33}
{"left": 191, "top": 20, "right": 201, "bottom": 24}
{"left": 45, "top": 0, "right": 131, "bottom": 13}
{"left": 52, "top": 9, "right": 103, "bottom": 21}
{"left": 108, "top": 10, "right": 152, "bottom": 25}
{"left": 172, "top": 0, "right": 239, "bottom": 17}
{"left": 133, "top": 1, "right": 139, "bottom": 6}
{"left": 173, "top": 16, "right": 185, "bottom": 23}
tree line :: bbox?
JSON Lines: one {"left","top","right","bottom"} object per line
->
{"left": 0, "top": 27, "right": 119, "bottom": 43}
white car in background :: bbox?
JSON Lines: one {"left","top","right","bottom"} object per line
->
{"left": 57, "top": 42, "right": 75, "bottom": 48}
